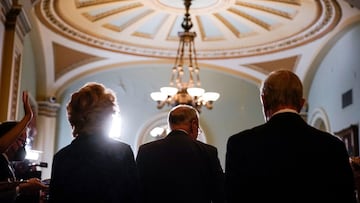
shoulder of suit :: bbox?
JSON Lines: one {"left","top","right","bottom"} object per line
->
{"left": 229, "top": 124, "right": 265, "bottom": 140}
{"left": 195, "top": 140, "right": 217, "bottom": 151}
{"left": 138, "top": 138, "right": 165, "bottom": 150}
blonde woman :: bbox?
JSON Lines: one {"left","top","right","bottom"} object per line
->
{"left": 49, "top": 82, "right": 140, "bottom": 203}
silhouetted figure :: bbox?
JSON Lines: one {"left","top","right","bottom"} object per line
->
{"left": 225, "top": 70, "right": 356, "bottom": 203}
{"left": 49, "top": 82, "right": 141, "bottom": 203}
{"left": 136, "top": 105, "right": 225, "bottom": 203}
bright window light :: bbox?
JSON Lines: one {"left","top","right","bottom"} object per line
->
{"left": 26, "top": 149, "right": 42, "bottom": 161}
{"left": 109, "top": 115, "right": 122, "bottom": 139}
{"left": 150, "top": 127, "right": 166, "bottom": 138}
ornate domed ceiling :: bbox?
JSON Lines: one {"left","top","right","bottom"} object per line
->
{"left": 36, "top": 0, "right": 340, "bottom": 59}
{"left": 30, "top": 0, "right": 360, "bottom": 97}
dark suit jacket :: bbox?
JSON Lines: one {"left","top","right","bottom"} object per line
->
{"left": 225, "top": 112, "right": 356, "bottom": 203}
{"left": 136, "top": 130, "right": 225, "bottom": 203}
{"left": 0, "top": 154, "right": 17, "bottom": 202}
{"left": 48, "top": 134, "right": 141, "bottom": 203}
{"left": 0, "top": 153, "right": 16, "bottom": 181}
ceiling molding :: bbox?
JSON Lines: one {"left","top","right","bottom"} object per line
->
{"left": 34, "top": 0, "right": 341, "bottom": 59}
{"left": 53, "top": 42, "right": 104, "bottom": 80}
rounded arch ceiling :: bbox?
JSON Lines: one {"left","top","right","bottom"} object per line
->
{"left": 37, "top": 0, "right": 340, "bottom": 59}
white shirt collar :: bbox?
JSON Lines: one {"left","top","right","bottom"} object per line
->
{"left": 173, "top": 129, "right": 189, "bottom": 134}
{"left": 272, "top": 108, "right": 298, "bottom": 117}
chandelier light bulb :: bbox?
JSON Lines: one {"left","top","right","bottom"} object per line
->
{"left": 187, "top": 87, "right": 205, "bottom": 97}
{"left": 150, "top": 92, "right": 167, "bottom": 101}
{"left": 160, "top": 87, "right": 178, "bottom": 96}
{"left": 202, "top": 92, "right": 220, "bottom": 102}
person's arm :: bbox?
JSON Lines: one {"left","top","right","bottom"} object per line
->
{"left": 0, "top": 91, "right": 33, "bottom": 152}
{"left": 17, "top": 178, "right": 48, "bottom": 195}
{"left": 0, "top": 179, "right": 47, "bottom": 201}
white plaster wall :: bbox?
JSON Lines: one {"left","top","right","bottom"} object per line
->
{"left": 308, "top": 23, "right": 360, "bottom": 134}
{"left": 19, "top": 34, "right": 37, "bottom": 109}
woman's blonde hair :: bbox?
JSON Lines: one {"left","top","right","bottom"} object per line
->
{"left": 67, "top": 82, "right": 119, "bottom": 137}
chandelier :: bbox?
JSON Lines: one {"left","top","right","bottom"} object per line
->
{"left": 150, "top": 0, "right": 220, "bottom": 112}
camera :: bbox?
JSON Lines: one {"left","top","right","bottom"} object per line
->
{"left": 48, "top": 96, "right": 56, "bottom": 103}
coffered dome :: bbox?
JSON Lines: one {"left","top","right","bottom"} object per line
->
{"left": 37, "top": 0, "right": 339, "bottom": 59}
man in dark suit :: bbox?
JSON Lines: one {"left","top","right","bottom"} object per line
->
{"left": 136, "top": 104, "right": 225, "bottom": 203}
{"left": 225, "top": 70, "right": 356, "bottom": 203}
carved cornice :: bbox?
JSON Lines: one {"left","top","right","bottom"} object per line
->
{"left": 37, "top": 101, "right": 61, "bottom": 117}
{"left": 16, "top": 10, "right": 32, "bottom": 41}
{"left": 0, "top": 0, "right": 11, "bottom": 24}
{"left": 5, "top": 2, "right": 21, "bottom": 28}
{"left": 1, "top": 0, "right": 31, "bottom": 40}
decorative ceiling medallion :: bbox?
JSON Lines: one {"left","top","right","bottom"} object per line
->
{"left": 37, "top": 0, "right": 340, "bottom": 59}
